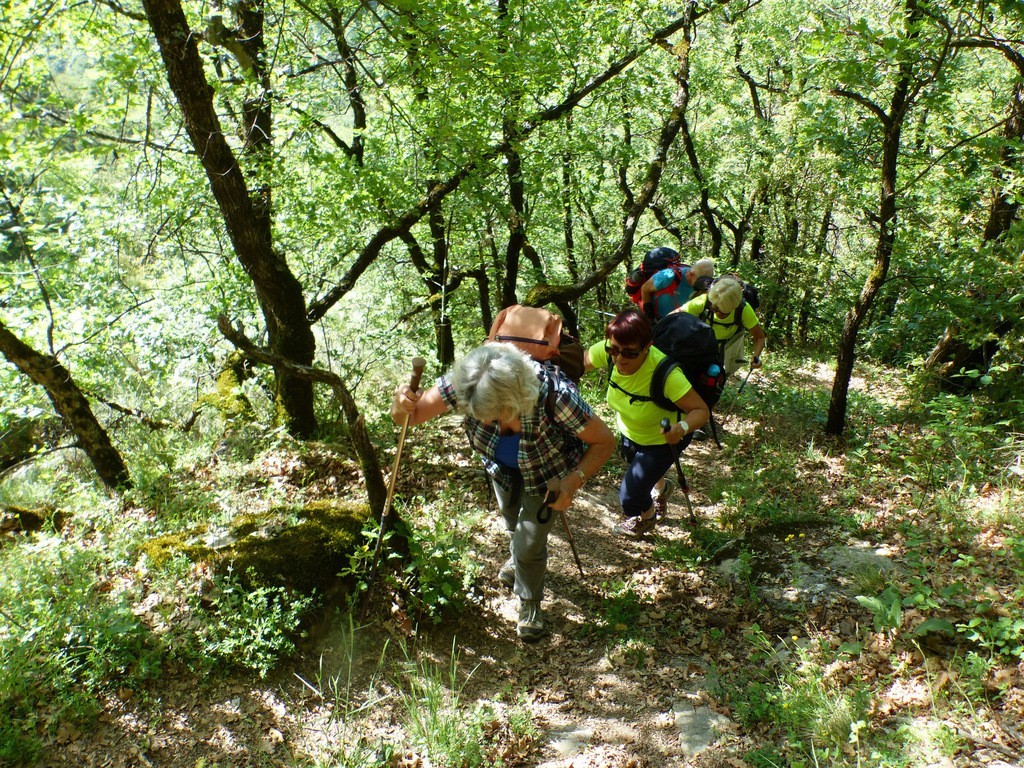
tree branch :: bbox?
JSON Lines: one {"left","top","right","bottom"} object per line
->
{"left": 216, "top": 315, "right": 387, "bottom": 515}
{"left": 832, "top": 87, "right": 891, "bottom": 127}
{"left": 306, "top": 12, "right": 696, "bottom": 322}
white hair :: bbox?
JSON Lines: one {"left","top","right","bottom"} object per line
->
{"left": 449, "top": 343, "right": 540, "bottom": 423}
{"left": 708, "top": 276, "right": 744, "bottom": 314}
{"left": 691, "top": 259, "right": 715, "bottom": 279}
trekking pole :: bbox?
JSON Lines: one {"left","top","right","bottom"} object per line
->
{"left": 661, "top": 418, "right": 697, "bottom": 525}
{"left": 367, "top": 357, "right": 426, "bottom": 590}
{"left": 544, "top": 477, "right": 585, "bottom": 578}
{"left": 737, "top": 366, "right": 755, "bottom": 395}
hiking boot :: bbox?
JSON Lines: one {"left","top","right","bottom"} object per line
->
{"left": 613, "top": 513, "right": 658, "bottom": 537}
{"left": 516, "top": 599, "right": 546, "bottom": 642}
{"left": 654, "top": 479, "right": 674, "bottom": 519}
{"left": 498, "top": 557, "right": 515, "bottom": 590}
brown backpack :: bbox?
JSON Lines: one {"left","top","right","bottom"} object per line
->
{"left": 486, "top": 305, "right": 585, "bottom": 384}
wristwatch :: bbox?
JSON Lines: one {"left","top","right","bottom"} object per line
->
{"left": 574, "top": 468, "right": 586, "bottom": 483}
{"left": 752, "top": 355, "right": 761, "bottom": 364}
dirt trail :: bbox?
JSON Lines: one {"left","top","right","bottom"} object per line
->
{"left": 38, "top": 401, "right": 844, "bottom": 767}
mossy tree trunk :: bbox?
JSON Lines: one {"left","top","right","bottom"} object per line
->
{"left": 141, "top": 0, "right": 318, "bottom": 437}
{"left": 0, "top": 321, "right": 130, "bottom": 489}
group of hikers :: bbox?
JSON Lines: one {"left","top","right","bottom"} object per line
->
{"left": 390, "top": 247, "right": 768, "bottom": 642}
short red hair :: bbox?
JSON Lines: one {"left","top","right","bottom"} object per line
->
{"left": 605, "top": 308, "right": 652, "bottom": 348}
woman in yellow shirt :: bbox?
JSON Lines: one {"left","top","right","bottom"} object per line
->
{"left": 677, "top": 276, "right": 766, "bottom": 377}
{"left": 584, "top": 308, "right": 709, "bottom": 537}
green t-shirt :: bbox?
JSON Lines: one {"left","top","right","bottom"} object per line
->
{"left": 588, "top": 342, "right": 692, "bottom": 445}
{"left": 681, "top": 295, "right": 759, "bottom": 341}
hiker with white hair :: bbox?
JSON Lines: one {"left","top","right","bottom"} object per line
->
{"left": 675, "top": 276, "right": 767, "bottom": 377}
{"left": 391, "top": 343, "right": 615, "bottom": 642}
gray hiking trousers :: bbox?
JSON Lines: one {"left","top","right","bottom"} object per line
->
{"left": 492, "top": 472, "right": 555, "bottom": 603}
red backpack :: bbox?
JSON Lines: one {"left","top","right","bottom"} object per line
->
{"left": 626, "top": 264, "right": 686, "bottom": 306}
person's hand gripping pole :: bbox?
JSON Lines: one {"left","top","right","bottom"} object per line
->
{"left": 543, "top": 477, "right": 585, "bottom": 578}
{"left": 661, "top": 418, "right": 697, "bottom": 526}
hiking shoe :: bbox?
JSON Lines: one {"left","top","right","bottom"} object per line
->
{"left": 613, "top": 514, "right": 658, "bottom": 537}
{"left": 498, "top": 557, "right": 515, "bottom": 590}
{"left": 654, "top": 479, "right": 674, "bottom": 519}
{"left": 516, "top": 599, "right": 546, "bottom": 642}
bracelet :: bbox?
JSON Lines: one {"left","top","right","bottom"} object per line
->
{"left": 574, "top": 468, "right": 586, "bottom": 483}
{"left": 680, "top": 421, "right": 691, "bottom": 435}
{"left": 752, "top": 355, "right": 761, "bottom": 363}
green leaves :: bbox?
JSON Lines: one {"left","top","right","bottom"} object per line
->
{"left": 855, "top": 586, "right": 904, "bottom": 633}
{"left": 912, "top": 617, "right": 956, "bottom": 637}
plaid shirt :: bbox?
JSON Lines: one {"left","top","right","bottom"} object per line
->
{"left": 437, "top": 363, "right": 593, "bottom": 494}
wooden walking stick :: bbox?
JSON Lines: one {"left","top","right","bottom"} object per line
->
{"left": 366, "top": 357, "right": 426, "bottom": 592}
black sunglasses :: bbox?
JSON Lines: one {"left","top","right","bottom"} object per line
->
{"left": 605, "top": 344, "right": 644, "bottom": 360}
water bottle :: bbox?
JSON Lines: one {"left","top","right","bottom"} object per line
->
{"left": 704, "top": 363, "right": 721, "bottom": 387}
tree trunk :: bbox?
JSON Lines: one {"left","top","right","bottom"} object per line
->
{"left": 400, "top": 224, "right": 455, "bottom": 370}
{"left": 924, "top": 73, "right": 1024, "bottom": 389}
{"left": 798, "top": 202, "right": 835, "bottom": 344}
{"left": 0, "top": 321, "right": 130, "bottom": 489}
{"left": 827, "top": 124, "right": 902, "bottom": 435}
{"left": 142, "top": 0, "right": 317, "bottom": 437}
{"left": 827, "top": 0, "right": 922, "bottom": 435}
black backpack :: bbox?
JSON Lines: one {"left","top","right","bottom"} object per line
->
{"left": 606, "top": 312, "right": 725, "bottom": 413}
{"left": 740, "top": 281, "right": 760, "bottom": 310}
{"left": 650, "top": 312, "right": 726, "bottom": 411}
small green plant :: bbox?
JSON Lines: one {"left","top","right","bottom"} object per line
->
{"left": 729, "top": 626, "right": 872, "bottom": 764}
{"left": 592, "top": 580, "right": 648, "bottom": 636}
{"left": 177, "top": 564, "right": 315, "bottom": 677}
{"left": 850, "top": 563, "right": 891, "bottom": 595}
{"left": 342, "top": 491, "right": 481, "bottom": 624}
{"left": 856, "top": 585, "right": 904, "bottom": 633}
{"left": 0, "top": 539, "right": 164, "bottom": 762}
{"left": 958, "top": 612, "right": 1024, "bottom": 661}
{"left": 506, "top": 696, "right": 541, "bottom": 743}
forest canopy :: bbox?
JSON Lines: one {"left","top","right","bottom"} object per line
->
{"left": 2, "top": 1, "right": 1024, "bottom": 765}
{"left": 2, "top": 0, "right": 1022, "bottom": 470}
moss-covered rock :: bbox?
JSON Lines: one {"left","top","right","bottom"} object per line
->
{"left": 232, "top": 500, "right": 371, "bottom": 594}
{"left": 137, "top": 528, "right": 213, "bottom": 568}
{"left": 0, "top": 504, "right": 66, "bottom": 536}
{"left": 139, "top": 500, "right": 373, "bottom": 596}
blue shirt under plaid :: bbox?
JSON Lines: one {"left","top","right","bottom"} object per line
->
{"left": 437, "top": 363, "right": 593, "bottom": 494}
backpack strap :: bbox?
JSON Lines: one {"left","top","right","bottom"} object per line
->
{"left": 650, "top": 358, "right": 683, "bottom": 418}
{"left": 606, "top": 358, "right": 681, "bottom": 417}
{"left": 543, "top": 366, "right": 559, "bottom": 422}
{"left": 703, "top": 297, "right": 747, "bottom": 360}
{"left": 607, "top": 378, "right": 654, "bottom": 406}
